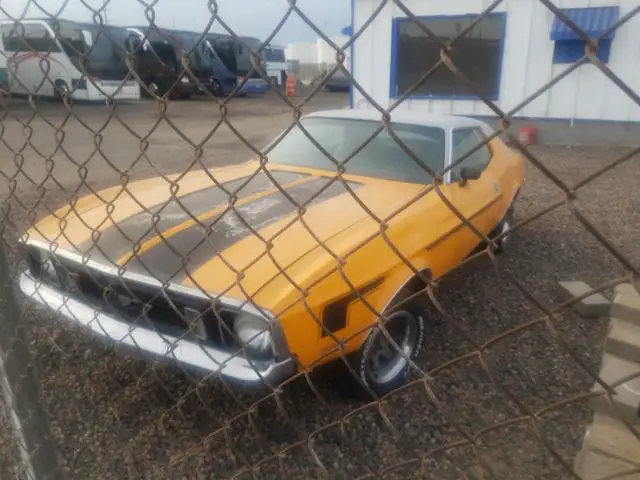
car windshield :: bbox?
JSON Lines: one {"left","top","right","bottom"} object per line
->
{"left": 265, "top": 118, "right": 446, "bottom": 184}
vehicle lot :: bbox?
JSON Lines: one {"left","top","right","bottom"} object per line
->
{"left": 1, "top": 90, "right": 639, "bottom": 479}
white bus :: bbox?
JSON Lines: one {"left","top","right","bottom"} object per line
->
{"left": 0, "top": 18, "right": 140, "bottom": 101}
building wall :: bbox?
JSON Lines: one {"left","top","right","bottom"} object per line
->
{"left": 352, "top": 0, "right": 640, "bottom": 122}
{"left": 317, "top": 35, "right": 351, "bottom": 66}
{"left": 287, "top": 35, "right": 351, "bottom": 69}
{"left": 285, "top": 42, "right": 317, "bottom": 64}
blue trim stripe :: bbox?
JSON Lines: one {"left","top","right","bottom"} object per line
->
{"left": 550, "top": 6, "right": 620, "bottom": 40}
{"left": 389, "top": 13, "right": 508, "bottom": 102}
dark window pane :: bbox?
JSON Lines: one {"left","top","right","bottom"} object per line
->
{"left": 1, "top": 22, "right": 60, "bottom": 52}
{"left": 395, "top": 14, "right": 505, "bottom": 99}
{"left": 553, "top": 38, "right": 612, "bottom": 64}
{"left": 266, "top": 118, "right": 446, "bottom": 184}
{"left": 265, "top": 47, "right": 285, "bottom": 62}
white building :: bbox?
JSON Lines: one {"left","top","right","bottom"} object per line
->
{"left": 287, "top": 35, "right": 351, "bottom": 69}
{"left": 350, "top": 0, "right": 640, "bottom": 141}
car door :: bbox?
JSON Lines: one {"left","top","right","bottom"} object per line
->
{"left": 442, "top": 127, "right": 504, "bottom": 259}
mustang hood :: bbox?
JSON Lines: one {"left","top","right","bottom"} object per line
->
{"left": 27, "top": 162, "right": 427, "bottom": 304}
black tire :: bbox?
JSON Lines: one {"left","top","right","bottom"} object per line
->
{"left": 53, "top": 80, "right": 69, "bottom": 102}
{"left": 338, "top": 309, "right": 426, "bottom": 399}
{"left": 144, "top": 79, "right": 161, "bottom": 98}
{"left": 490, "top": 204, "right": 515, "bottom": 254}
{"left": 211, "top": 79, "right": 222, "bottom": 97}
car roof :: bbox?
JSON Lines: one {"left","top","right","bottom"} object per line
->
{"left": 304, "top": 109, "right": 490, "bottom": 131}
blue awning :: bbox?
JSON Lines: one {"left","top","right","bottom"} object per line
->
{"left": 550, "top": 6, "right": 620, "bottom": 40}
{"left": 341, "top": 25, "right": 353, "bottom": 36}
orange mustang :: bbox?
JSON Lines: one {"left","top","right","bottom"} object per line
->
{"left": 20, "top": 110, "right": 524, "bottom": 397}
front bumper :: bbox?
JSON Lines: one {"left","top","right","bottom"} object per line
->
{"left": 20, "top": 272, "right": 295, "bottom": 387}
{"left": 174, "top": 80, "right": 200, "bottom": 96}
{"left": 239, "top": 79, "right": 269, "bottom": 95}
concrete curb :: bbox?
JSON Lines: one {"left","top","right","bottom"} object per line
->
{"left": 558, "top": 280, "right": 610, "bottom": 318}
{"left": 573, "top": 282, "right": 640, "bottom": 480}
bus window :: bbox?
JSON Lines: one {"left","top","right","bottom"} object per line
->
{"left": 1, "top": 23, "right": 60, "bottom": 52}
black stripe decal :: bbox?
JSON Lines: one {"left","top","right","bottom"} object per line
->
{"left": 126, "top": 177, "right": 361, "bottom": 283}
{"left": 320, "top": 277, "right": 385, "bottom": 337}
{"left": 80, "top": 171, "right": 306, "bottom": 265}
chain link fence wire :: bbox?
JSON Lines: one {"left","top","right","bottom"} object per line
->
{"left": 0, "top": 0, "right": 639, "bottom": 478}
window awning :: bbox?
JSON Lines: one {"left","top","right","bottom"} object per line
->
{"left": 550, "top": 6, "right": 620, "bottom": 40}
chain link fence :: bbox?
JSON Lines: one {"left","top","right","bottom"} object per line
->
{"left": 0, "top": 0, "right": 639, "bottom": 478}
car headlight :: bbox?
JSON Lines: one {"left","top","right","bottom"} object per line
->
{"left": 233, "top": 313, "right": 273, "bottom": 360}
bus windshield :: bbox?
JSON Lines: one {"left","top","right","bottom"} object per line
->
{"left": 77, "top": 24, "right": 132, "bottom": 80}
{"left": 206, "top": 36, "right": 237, "bottom": 75}
{"left": 264, "top": 46, "right": 285, "bottom": 63}
{"left": 170, "top": 32, "right": 210, "bottom": 72}
{"left": 237, "top": 36, "right": 266, "bottom": 78}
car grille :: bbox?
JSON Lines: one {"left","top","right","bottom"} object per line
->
{"left": 24, "top": 246, "right": 238, "bottom": 346}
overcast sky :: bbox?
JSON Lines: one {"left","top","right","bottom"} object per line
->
{"left": 0, "top": 0, "right": 350, "bottom": 45}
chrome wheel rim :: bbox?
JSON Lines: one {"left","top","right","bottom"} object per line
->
{"left": 365, "top": 314, "right": 418, "bottom": 385}
{"left": 500, "top": 219, "right": 511, "bottom": 247}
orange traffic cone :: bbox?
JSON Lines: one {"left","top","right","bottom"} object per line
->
{"left": 286, "top": 74, "right": 296, "bottom": 97}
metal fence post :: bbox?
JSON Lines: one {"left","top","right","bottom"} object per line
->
{"left": 0, "top": 239, "right": 64, "bottom": 480}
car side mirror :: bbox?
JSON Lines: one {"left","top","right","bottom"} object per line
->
{"left": 460, "top": 165, "right": 484, "bottom": 187}
{"left": 459, "top": 164, "right": 483, "bottom": 186}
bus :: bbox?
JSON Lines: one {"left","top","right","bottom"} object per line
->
{"left": 207, "top": 33, "right": 269, "bottom": 95}
{"left": 126, "top": 26, "right": 237, "bottom": 98}
{"left": 0, "top": 18, "right": 140, "bottom": 101}
{"left": 263, "top": 44, "right": 288, "bottom": 88}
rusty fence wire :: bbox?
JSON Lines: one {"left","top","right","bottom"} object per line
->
{"left": 0, "top": 0, "right": 639, "bottom": 478}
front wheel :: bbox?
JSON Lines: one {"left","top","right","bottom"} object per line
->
{"left": 144, "top": 80, "right": 161, "bottom": 98}
{"left": 341, "top": 310, "right": 425, "bottom": 399}
{"left": 490, "top": 205, "right": 515, "bottom": 254}
{"left": 53, "top": 80, "right": 70, "bottom": 103}
{"left": 211, "top": 80, "right": 222, "bottom": 97}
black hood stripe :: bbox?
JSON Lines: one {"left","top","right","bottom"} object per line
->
{"left": 124, "top": 177, "right": 362, "bottom": 284}
{"left": 80, "top": 171, "right": 307, "bottom": 265}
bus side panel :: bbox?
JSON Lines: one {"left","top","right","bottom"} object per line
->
{"left": 7, "top": 53, "right": 72, "bottom": 98}
{"left": 86, "top": 79, "right": 140, "bottom": 101}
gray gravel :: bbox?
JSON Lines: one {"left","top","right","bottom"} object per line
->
{"left": 0, "top": 91, "right": 638, "bottom": 479}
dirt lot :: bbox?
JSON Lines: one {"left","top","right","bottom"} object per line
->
{"left": 0, "top": 90, "right": 639, "bottom": 479}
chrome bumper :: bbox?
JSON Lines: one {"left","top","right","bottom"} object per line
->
{"left": 19, "top": 272, "right": 295, "bottom": 387}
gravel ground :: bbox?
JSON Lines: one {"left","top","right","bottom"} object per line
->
{"left": 0, "top": 90, "right": 638, "bottom": 479}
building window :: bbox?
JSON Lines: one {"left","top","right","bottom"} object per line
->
{"left": 391, "top": 13, "right": 506, "bottom": 100}
{"left": 553, "top": 38, "right": 612, "bottom": 64}
{"left": 550, "top": 6, "right": 620, "bottom": 65}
